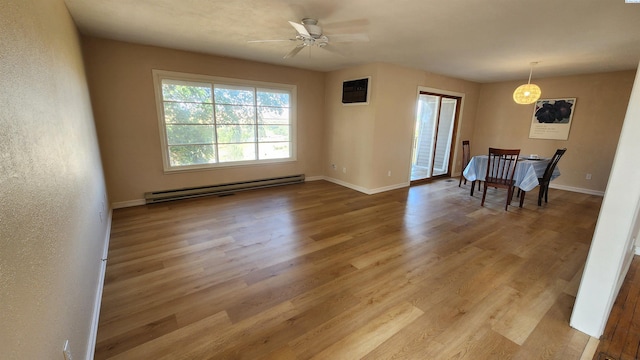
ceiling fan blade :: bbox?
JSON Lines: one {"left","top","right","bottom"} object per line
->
{"left": 248, "top": 39, "right": 295, "bottom": 43}
{"left": 288, "top": 21, "right": 310, "bottom": 37}
{"left": 327, "top": 33, "right": 369, "bottom": 43}
{"left": 283, "top": 44, "right": 306, "bottom": 59}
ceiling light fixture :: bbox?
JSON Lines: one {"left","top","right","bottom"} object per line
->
{"left": 513, "top": 62, "right": 541, "bottom": 104}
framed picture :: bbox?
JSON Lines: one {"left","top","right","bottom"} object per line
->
{"left": 529, "top": 98, "right": 576, "bottom": 140}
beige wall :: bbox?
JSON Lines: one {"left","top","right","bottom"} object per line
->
{"left": 82, "top": 37, "right": 326, "bottom": 205}
{"left": 324, "top": 64, "right": 379, "bottom": 189}
{"left": 0, "top": 0, "right": 109, "bottom": 358}
{"left": 324, "top": 62, "right": 481, "bottom": 191}
{"left": 475, "top": 71, "right": 635, "bottom": 192}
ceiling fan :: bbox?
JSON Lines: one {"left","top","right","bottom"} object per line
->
{"left": 249, "top": 18, "right": 369, "bottom": 59}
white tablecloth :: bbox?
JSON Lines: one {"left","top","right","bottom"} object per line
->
{"left": 462, "top": 155, "right": 560, "bottom": 192}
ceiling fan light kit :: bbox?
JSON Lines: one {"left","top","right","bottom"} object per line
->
{"left": 513, "top": 62, "right": 542, "bottom": 104}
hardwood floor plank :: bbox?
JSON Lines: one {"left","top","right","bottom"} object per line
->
{"left": 492, "top": 278, "right": 569, "bottom": 345}
{"left": 514, "top": 292, "right": 590, "bottom": 359}
{"left": 94, "top": 315, "right": 178, "bottom": 360}
{"left": 97, "top": 277, "right": 246, "bottom": 342}
{"left": 309, "top": 301, "right": 424, "bottom": 359}
{"left": 106, "top": 311, "right": 231, "bottom": 360}
{"left": 415, "top": 285, "right": 522, "bottom": 359}
{"left": 95, "top": 179, "right": 604, "bottom": 359}
{"left": 361, "top": 296, "right": 471, "bottom": 359}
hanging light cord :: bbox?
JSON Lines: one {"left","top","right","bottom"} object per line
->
{"left": 527, "top": 61, "right": 539, "bottom": 84}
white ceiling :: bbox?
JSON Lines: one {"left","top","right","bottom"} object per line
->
{"left": 64, "top": 0, "right": 640, "bottom": 83}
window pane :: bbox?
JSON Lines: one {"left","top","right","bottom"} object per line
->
{"left": 216, "top": 125, "right": 256, "bottom": 143}
{"left": 257, "top": 90, "right": 289, "bottom": 107}
{"left": 166, "top": 125, "right": 214, "bottom": 145}
{"left": 156, "top": 72, "right": 295, "bottom": 170}
{"left": 258, "top": 125, "right": 289, "bottom": 142}
{"left": 257, "top": 107, "right": 289, "bottom": 125}
{"left": 214, "top": 85, "right": 254, "bottom": 105}
{"left": 162, "top": 81, "right": 211, "bottom": 103}
{"left": 164, "top": 103, "right": 213, "bottom": 124}
{"left": 168, "top": 144, "right": 216, "bottom": 166}
{"left": 215, "top": 104, "right": 255, "bottom": 125}
{"left": 218, "top": 143, "right": 256, "bottom": 162}
{"left": 259, "top": 143, "right": 290, "bottom": 159}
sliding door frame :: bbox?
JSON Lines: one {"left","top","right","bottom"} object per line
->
{"left": 410, "top": 86, "right": 466, "bottom": 184}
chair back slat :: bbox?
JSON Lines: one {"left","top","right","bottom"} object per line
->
{"left": 460, "top": 140, "right": 474, "bottom": 188}
{"left": 462, "top": 140, "right": 471, "bottom": 168}
{"left": 541, "top": 148, "right": 567, "bottom": 183}
{"left": 481, "top": 147, "right": 521, "bottom": 210}
{"left": 537, "top": 148, "right": 567, "bottom": 206}
{"left": 485, "top": 148, "right": 520, "bottom": 185}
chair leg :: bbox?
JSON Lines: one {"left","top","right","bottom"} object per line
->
{"left": 459, "top": 175, "right": 463, "bottom": 187}
{"left": 470, "top": 181, "right": 475, "bottom": 196}
{"left": 545, "top": 186, "right": 549, "bottom": 203}
{"left": 538, "top": 185, "right": 545, "bottom": 206}
{"left": 519, "top": 190, "right": 525, "bottom": 207}
{"left": 505, "top": 187, "right": 512, "bottom": 211}
{"left": 481, "top": 184, "right": 488, "bottom": 207}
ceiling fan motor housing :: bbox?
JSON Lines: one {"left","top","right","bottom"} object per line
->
{"left": 301, "top": 18, "right": 323, "bottom": 37}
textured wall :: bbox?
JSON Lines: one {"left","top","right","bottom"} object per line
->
{"left": 82, "top": 37, "right": 326, "bottom": 206}
{"left": 0, "top": 0, "right": 109, "bottom": 358}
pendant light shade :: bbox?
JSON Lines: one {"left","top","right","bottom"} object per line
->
{"left": 513, "top": 62, "right": 541, "bottom": 104}
{"left": 513, "top": 83, "right": 541, "bottom": 104}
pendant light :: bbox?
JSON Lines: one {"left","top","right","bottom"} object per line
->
{"left": 513, "top": 62, "right": 541, "bottom": 104}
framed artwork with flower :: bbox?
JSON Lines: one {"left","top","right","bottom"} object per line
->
{"left": 529, "top": 98, "right": 576, "bottom": 140}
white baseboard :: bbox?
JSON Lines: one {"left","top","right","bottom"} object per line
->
{"left": 323, "top": 177, "right": 371, "bottom": 194}
{"left": 635, "top": 246, "right": 640, "bottom": 256}
{"left": 304, "top": 175, "right": 325, "bottom": 182}
{"left": 112, "top": 199, "right": 146, "bottom": 209}
{"left": 86, "top": 208, "right": 112, "bottom": 360}
{"left": 368, "top": 182, "right": 411, "bottom": 194}
{"left": 321, "top": 176, "right": 409, "bottom": 195}
{"left": 549, "top": 184, "right": 605, "bottom": 196}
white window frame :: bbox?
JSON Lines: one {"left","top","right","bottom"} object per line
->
{"left": 152, "top": 69, "right": 297, "bottom": 172}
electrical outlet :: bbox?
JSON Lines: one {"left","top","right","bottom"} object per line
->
{"left": 63, "top": 340, "right": 72, "bottom": 360}
{"left": 586, "top": 173, "right": 592, "bottom": 180}
{"left": 342, "top": 167, "right": 346, "bottom": 174}
{"left": 388, "top": 170, "right": 391, "bottom": 177}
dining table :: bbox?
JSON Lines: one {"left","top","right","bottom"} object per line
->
{"left": 462, "top": 155, "right": 561, "bottom": 198}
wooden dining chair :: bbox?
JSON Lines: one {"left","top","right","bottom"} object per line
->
{"left": 537, "top": 148, "right": 567, "bottom": 206}
{"left": 459, "top": 140, "right": 481, "bottom": 191}
{"left": 481, "top": 148, "right": 521, "bottom": 211}
{"left": 459, "top": 140, "right": 471, "bottom": 187}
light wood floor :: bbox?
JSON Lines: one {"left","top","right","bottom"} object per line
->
{"left": 95, "top": 178, "right": 603, "bottom": 359}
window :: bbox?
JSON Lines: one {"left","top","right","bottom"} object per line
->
{"left": 153, "top": 70, "right": 296, "bottom": 171}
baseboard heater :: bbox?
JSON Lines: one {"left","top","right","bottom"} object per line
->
{"left": 144, "top": 174, "right": 305, "bottom": 204}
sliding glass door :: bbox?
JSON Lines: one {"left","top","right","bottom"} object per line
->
{"left": 411, "top": 92, "right": 459, "bottom": 181}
